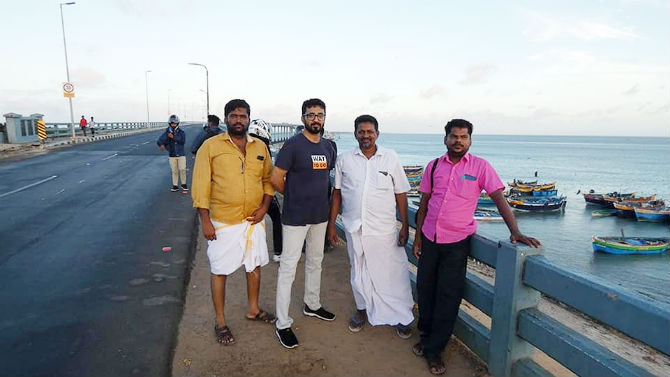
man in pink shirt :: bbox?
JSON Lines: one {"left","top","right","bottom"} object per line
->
{"left": 412, "top": 119, "right": 540, "bottom": 375}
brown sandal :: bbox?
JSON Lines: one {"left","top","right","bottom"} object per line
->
{"left": 214, "top": 325, "right": 236, "bottom": 345}
{"left": 427, "top": 358, "right": 446, "bottom": 375}
{"left": 245, "top": 309, "right": 276, "bottom": 323}
{"left": 412, "top": 342, "right": 424, "bottom": 356}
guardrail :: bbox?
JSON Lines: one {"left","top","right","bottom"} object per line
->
{"left": 332, "top": 204, "right": 669, "bottom": 376}
{"left": 45, "top": 122, "right": 165, "bottom": 139}
{"left": 271, "top": 122, "right": 300, "bottom": 144}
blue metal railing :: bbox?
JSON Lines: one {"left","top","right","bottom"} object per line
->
{"left": 332, "top": 203, "right": 668, "bottom": 376}
{"left": 45, "top": 121, "right": 166, "bottom": 138}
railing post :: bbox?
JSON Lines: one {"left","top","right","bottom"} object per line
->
{"left": 488, "top": 242, "right": 542, "bottom": 376}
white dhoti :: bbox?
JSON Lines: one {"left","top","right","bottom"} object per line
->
{"left": 345, "top": 229, "right": 414, "bottom": 326}
{"left": 207, "top": 220, "right": 269, "bottom": 275}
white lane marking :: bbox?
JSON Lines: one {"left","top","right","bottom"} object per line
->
{"left": 0, "top": 175, "right": 58, "bottom": 198}
{"left": 55, "top": 189, "right": 65, "bottom": 195}
{"left": 141, "top": 141, "right": 150, "bottom": 145}
{"left": 79, "top": 180, "right": 85, "bottom": 184}
{"left": 102, "top": 153, "right": 118, "bottom": 161}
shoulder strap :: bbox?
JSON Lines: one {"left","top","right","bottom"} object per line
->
{"left": 429, "top": 157, "right": 439, "bottom": 193}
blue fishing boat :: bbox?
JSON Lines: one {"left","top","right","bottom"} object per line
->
{"left": 592, "top": 236, "right": 670, "bottom": 255}
{"left": 507, "top": 196, "right": 567, "bottom": 212}
{"left": 474, "top": 208, "right": 503, "bottom": 222}
{"left": 531, "top": 189, "right": 558, "bottom": 197}
{"left": 634, "top": 207, "right": 670, "bottom": 223}
{"left": 613, "top": 200, "right": 665, "bottom": 218}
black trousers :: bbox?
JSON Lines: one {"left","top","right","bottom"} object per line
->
{"left": 267, "top": 196, "right": 282, "bottom": 255}
{"left": 417, "top": 234, "right": 471, "bottom": 360}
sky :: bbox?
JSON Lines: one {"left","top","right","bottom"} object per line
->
{"left": 1, "top": 0, "right": 669, "bottom": 136}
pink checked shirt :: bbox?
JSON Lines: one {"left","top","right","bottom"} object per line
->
{"left": 419, "top": 152, "right": 504, "bottom": 243}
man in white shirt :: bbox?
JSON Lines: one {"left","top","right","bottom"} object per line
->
{"left": 327, "top": 114, "right": 414, "bottom": 338}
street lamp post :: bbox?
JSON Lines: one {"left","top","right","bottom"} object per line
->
{"left": 188, "top": 62, "right": 209, "bottom": 118}
{"left": 59, "top": 1, "right": 76, "bottom": 140}
{"left": 145, "top": 70, "right": 151, "bottom": 127}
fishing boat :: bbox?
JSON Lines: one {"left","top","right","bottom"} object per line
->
{"left": 478, "top": 192, "right": 494, "bottom": 205}
{"left": 592, "top": 236, "right": 670, "bottom": 255}
{"left": 592, "top": 209, "right": 617, "bottom": 218}
{"left": 509, "top": 182, "right": 556, "bottom": 192}
{"left": 508, "top": 179, "right": 537, "bottom": 187}
{"left": 603, "top": 194, "right": 656, "bottom": 208}
{"left": 633, "top": 207, "right": 670, "bottom": 223}
{"left": 507, "top": 196, "right": 567, "bottom": 212}
{"left": 583, "top": 191, "right": 635, "bottom": 207}
{"left": 531, "top": 189, "right": 558, "bottom": 197}
{"left": 613, "top": 200, "right": 665, "bottom": 218}
{"left": 403, "top": 165, "right": 424, "bottom": 197}
{"left": 474, "top": 208, "right": 503, "bottom": 222}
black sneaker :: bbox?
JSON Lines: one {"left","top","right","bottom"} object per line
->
{"left": 181, "top": 184, "right": 189, "bottom": 191}
{"left": 170, "top": 185, "right": 179, "bottom": 192}
{"left": 276, "top": 327, "right": 299, "bottom": 349}
{"left": 303, "top": 304, "right": 336, "bottom": 321}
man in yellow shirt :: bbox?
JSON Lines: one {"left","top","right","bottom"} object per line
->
{"left": 191, "top": 99, "right": 276, "bottom": 346}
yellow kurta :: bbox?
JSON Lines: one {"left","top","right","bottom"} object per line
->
{"left": 191, "top": 132, "right": 274, "bottom": 224}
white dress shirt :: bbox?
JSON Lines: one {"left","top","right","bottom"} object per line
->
{"left": 334, "top": 145, "right": 410, "bottom": 236}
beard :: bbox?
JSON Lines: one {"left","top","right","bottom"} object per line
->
{"left": 227, "top": 122, "right": 248, "bottom": 136}
{"left": 305, "top": 122, "right": 322, "bottom": 134}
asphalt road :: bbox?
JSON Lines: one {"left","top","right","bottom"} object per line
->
{"left": 0, "top": 125, "right": 203, "bottom": 377}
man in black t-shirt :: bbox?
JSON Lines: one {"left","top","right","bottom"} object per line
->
{"left": 271, "top": 98, "right": 337, "bottom": 349}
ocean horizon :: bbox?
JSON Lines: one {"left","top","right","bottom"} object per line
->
{"left": 331, "top": 133, "right": 670, "bottom": 303}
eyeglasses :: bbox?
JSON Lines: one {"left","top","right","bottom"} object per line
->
{"left": 303, "top": 113, "right": 325, "bottom": 121}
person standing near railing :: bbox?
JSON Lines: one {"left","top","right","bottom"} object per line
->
{"left": 79, "top": 115, "right": 87, "bottom": 136}
{"left": 412, "top": 119, "right": 541, "bottom": 375}
{"left": 157, "top": 114, "right": 187, "bottom": 192}
{"left": 327, "top": 114, "right": 415, "bottom": 339}
{"left": 89, "top": 116, "right": 96, "bottom": 138}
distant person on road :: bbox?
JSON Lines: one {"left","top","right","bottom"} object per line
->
{"left": 157, "top": 114, "right": 188, "bottom": 192}
{"left": 89, "top": 116, "right": 96, "bottom": 137}
{"left": 327, "top": 114, "right": 414, "bottom": 338}
{"left": 271, "top": 98, "right": 337, "bottom": 349}
{"left": 79, "top": 115, "right": 87, "bottom": 136}
{"left": 191, "top": 114, "right": 223, "bottom": 155}
{"left": 412, "top": 119, "right": 541, "bottom": 375}
{"left": 191, "top": 99, "right": 277, "bottom": 346}
{"left": 248, "top": 119, "right": 283, "bottom": 263}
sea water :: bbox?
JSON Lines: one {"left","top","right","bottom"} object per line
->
{"left": 332, "top": 133, "right": 670, "bottom": 303}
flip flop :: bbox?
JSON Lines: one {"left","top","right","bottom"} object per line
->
{"left": 245, "top": 309, "right": 277, "bottom": 323}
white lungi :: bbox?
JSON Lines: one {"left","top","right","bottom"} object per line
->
{"left": 207, "top": 220, "right": 269, "bottom": 275}
{"left": 345, "top": 228, "right": 414, "bottom": 326}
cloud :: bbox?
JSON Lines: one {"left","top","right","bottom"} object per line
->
{"left": 370, "top": 93, "right": 393, "bottom": 104}
{"left": 460, "top": 64, "right": 496, "bottom": 85}
{"left": 303, "top": 60, "right": 321, "bottom": 68}
{"left": 71, "top": 67, "right": 106, "bottom": 89}
{"left": 622, "top": 84, "right": 639, "bottom": 95}
{"left": 419, "top": 85, "right": 447, "bottom": 99}
{"left": 523, "top": 10, "right": 639, "bottom": 42}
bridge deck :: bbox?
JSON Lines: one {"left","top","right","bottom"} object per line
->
{"left": 171, "top": 221, "right": 488, "bottom": 377}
